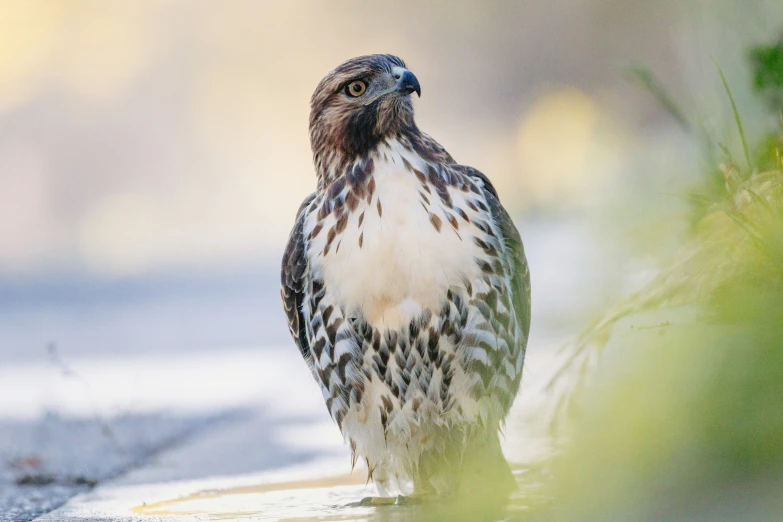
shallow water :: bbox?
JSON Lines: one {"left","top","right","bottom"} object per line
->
{"left": 131, "top": 467, "right": 548, "bottom": 521}
{"left": 9, "top": 218, "right": 597, "bottom": 520}
{"left": 9, "top": 336, "right": 564, "bottom": 521}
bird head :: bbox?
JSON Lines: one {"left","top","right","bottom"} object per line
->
{"left": 309, "top": 55, "right": 421, "bottom": 165}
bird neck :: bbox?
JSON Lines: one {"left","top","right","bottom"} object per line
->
{"left": 313, "top": 147, "right": 351, "bottom": 190}
{"left": 313, "top": 127, "right": 423, "bottom": 190}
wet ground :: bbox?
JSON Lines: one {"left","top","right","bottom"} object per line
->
{"left": 2, "top": 341, "right": 562, "bottom": 521}
{"left": 52, "top": 464, "right": 551, "bottom": 521}
{"left": 0, "top": 218, "right": 608, "bottom": 520}
{"left": 0, "top": 412, "right": 230, "bottom": 522}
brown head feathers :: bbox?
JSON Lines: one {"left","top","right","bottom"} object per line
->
{"left": 309, "top": 54, "right": 421, "bottom": 186}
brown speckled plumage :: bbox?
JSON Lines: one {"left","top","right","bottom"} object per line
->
{"left": 281, "top": 55, "right": 530, "bottom": 498}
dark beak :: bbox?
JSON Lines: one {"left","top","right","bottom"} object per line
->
{"left": 397, "top": 71, "right": 421, "bottom": 97}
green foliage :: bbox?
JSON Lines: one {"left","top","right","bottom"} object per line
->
{"left": 749, "top": 33, "right": 783, "bottom": 175}
{"left": 542, "top": 29, "right": 783, "bottom": 521}
{"left": 549, "top": 194, "right": 783, "bottom": 520}
{"left": 749, "top": 34, "right": 783, "bottom": 115}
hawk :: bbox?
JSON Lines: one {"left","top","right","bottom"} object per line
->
{"left": 281, "top": 55, "right": 530, "bottom": 499}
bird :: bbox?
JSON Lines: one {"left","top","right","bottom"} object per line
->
{"left": 281, "top": 54, "right": 530, "bottom": 501}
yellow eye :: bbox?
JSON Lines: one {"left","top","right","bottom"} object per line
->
{"left": 346, "top": 80, "right": 367, "bottom": 97}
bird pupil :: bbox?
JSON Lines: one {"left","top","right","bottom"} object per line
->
{"left": 346, "top": 81, "right": 364, "bottom": 96}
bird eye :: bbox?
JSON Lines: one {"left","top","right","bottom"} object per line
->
{"left": 345, "top": 80, "right": 367, "bottom": 97}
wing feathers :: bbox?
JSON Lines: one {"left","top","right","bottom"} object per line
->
{"left": 456, "top": 165, "right": 531, "bottom": 341}
{"left": 281, "top": 193, "right": 316, "bottom": 362}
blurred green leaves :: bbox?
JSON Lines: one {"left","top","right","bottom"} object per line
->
{"left": 750, "top": 34, "right": 783, "bottom": 115}
{"left": 542, "top": 30, "right": 783, "bottom": 521}
{"left": 550, "top": 207, "right": 783, "bottom": 520}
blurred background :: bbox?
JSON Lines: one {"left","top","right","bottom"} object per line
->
{"left": 1, "top": 1, "right": 783, "bottom": 520}
{"left": 1, "top": 0, "right": 780, "bottom": 360}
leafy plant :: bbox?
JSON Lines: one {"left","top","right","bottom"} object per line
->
{"left": 749, "top": 34, "right": 783, "bottom": 115}
{"left": 542, "top": 32, "right": 783, "bottom": 521}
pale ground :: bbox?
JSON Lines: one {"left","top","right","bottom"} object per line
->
{"left": 0, "top": 218, "right": 613, "bottom": 520}
{"left": 8, "top": 341, "right": 562, "bottom": 522}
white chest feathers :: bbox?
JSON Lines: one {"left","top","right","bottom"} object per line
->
{"left": 305, "top": 143, "right": 484, "bottom": 331}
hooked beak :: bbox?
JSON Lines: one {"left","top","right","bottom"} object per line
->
{"left": 396, "top": 70, "right": 421, "bottom": 97}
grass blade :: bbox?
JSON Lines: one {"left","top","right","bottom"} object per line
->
{"left": 714, "top": 59, "right": 753, "bottom": 173}
{"left": 623, "top": 66, "right": 691, "bottom": 131}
